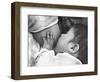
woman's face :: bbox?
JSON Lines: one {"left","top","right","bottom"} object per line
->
{"left": 54, "top": 28, "right": 75, "bottom": 53}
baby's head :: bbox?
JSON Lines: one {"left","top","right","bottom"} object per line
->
{"left": 54, "top": 23, "right": 87, "bottom": 64}
{"left": 28, "top": 15, "right": 61, "bottom": 47}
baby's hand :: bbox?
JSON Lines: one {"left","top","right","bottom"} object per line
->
{"left": 42, "top": 31, "right": 54, "bottom": 50}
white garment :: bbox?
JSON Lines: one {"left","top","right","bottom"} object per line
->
{"left": 28, "top": 33, "right": 40, "bottom": 66}
{"left": 28, "top": 16, "right": 58, "bottom": 32}
{"left": 36, "top": 48, "right": 82, "bottom": 66}
{"left": 28, "top": 33, "right": 82, "bottom": 66}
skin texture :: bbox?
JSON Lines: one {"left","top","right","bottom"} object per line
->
{"left": 33, "top": 23, "right": 61, "bottom": 48}
{"left": 54, "top": 28, "right": 75, "bottom": 53}
{"left": 42, "top": 31, "right": 54, "bottom": 50}
{"left": 43, "top": 27, "right": 79, "bottom": 57}
{"left": 44, "top": 23, "right": 87, "bottom": 64}
{"left": 54, "top": 28, "right": 79, "bottom": 57}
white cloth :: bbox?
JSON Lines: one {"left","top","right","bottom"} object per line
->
{"left": 28, "top": 16, "right": 58, "bottom": 33}
{"left": 28, "top": 33, "right": 82, "bottom": 66}
{"left": 35, "top": 48, "right": 82, "bottom": 66}
{"left": 28, "top": 33, "right": 40, "bottom": 66}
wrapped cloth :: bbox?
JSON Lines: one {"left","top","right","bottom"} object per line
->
{"left": 28, "top": 15, "right": 58, "bottom": 32}
{"left": 35, "top": 48, "right": 82, "bottom": 66}
{"left": 28, "top": 32, "right": 40, "bottom": 66}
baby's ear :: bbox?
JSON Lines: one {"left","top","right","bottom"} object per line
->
{"left": 68, "top": 42, "right": 79, "bottom": 54}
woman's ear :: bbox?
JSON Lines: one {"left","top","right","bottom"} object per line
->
{"left": 68, "top": 42, "right": 79, "bottom": 54}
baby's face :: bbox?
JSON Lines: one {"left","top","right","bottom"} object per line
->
{"left": 54, "top": 28, "right": 74, "bottom": 54}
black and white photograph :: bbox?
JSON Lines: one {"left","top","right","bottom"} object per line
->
{"left": 28, "top": 15, "right": 88, "bottom": 66}
{"left": 11, "top": 2, "right": 97, "bottom": 79}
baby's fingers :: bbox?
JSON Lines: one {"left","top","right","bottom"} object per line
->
{"left": 50, "top": 32, "right": 54, "bottom": 40}
{"left": 46, "top": 31, "right": 54, "bottom": 40}
{"left": 43, "top": 37, "right": 46, "bottom": 42}
{"left": 47, "top": 31, "right": 50, "bottom": 39}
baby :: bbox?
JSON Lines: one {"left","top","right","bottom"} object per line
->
{"left": 35, "top": 23, "right": 87, "bottom": 66}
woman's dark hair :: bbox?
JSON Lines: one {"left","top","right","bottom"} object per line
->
{"left": 71, "top": 23, "right": 88, "bottom": 64}
{"left": 58, "top": 17, "right": 70, "bottom": 33}
{"left": 58, "top": 17, "right": 87, "bottom": 34}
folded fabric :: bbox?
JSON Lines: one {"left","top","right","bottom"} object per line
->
{"left": 28, "top": 16, "right": 58, "bottom": 32}
{"left": 28, "top": 32, "right": 40, "bottom": 66}
{"left": 35, "top": 48, "right": 82, "bottom": 66}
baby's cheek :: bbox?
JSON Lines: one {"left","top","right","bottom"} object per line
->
{"left": 56, "top": 41, "right": 65, "bottom": 52}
